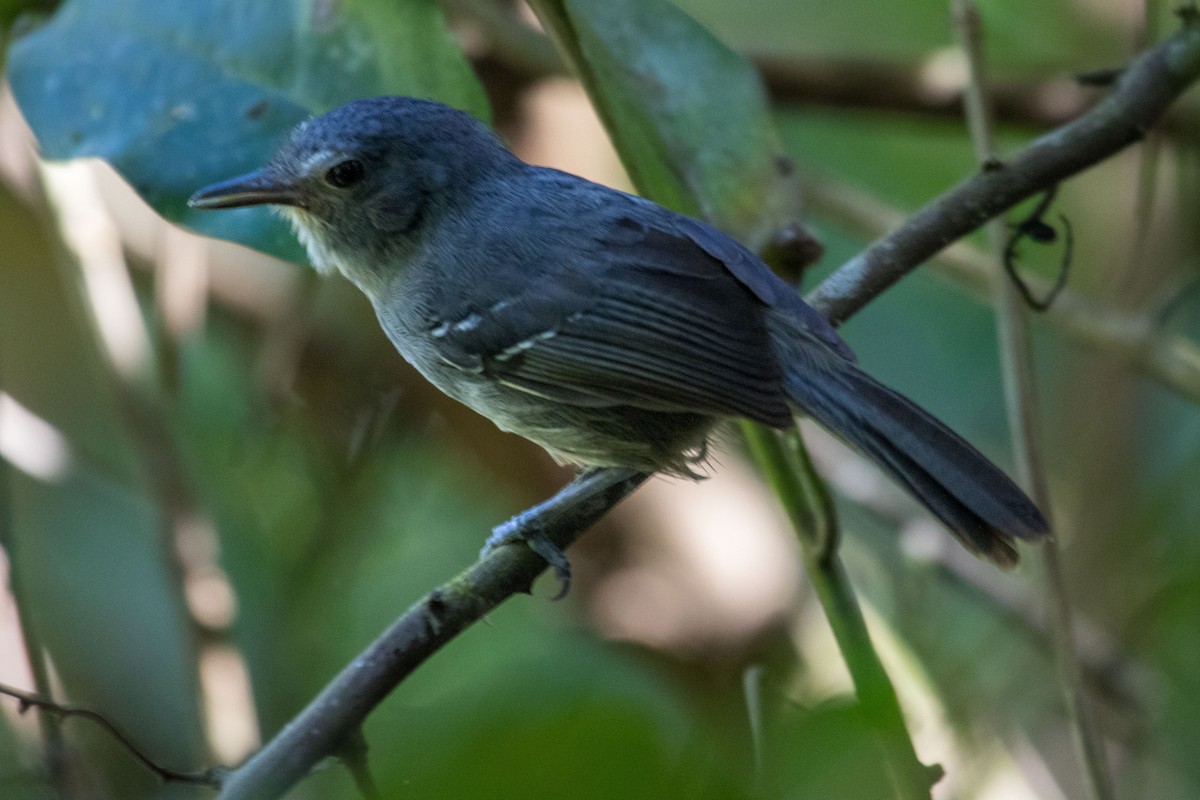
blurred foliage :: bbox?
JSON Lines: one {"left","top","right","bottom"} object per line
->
{"left": 0, "top": 1, "right": 1198, "bottom": 799}
{"left": 676, "top": 0, "right": 1132, "bottom": 69}
{"left": 0, "top": 1, "right": 56, "bottom": 34}
{"left": 6, "top": 0, "right": 486, "bottom": 261}
{"left": 528, "top": 0, "right": 800, "bottom": 247}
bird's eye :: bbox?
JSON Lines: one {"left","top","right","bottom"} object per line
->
{"left": 325, "top": 159, "right": 365, "bottom": 189}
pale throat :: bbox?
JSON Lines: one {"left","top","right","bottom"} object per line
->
{"left": 278, "top": 206, "right": 389, "bottom": 299}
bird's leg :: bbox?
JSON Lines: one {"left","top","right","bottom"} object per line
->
{"left": 483, "top": 467, "right": 650, "bottom": 598}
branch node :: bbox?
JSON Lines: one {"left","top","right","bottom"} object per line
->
{"left": 334, "top": 728, "right": 380, "bottom": 800}
{"left": 425, "top": 588, "right": 449, "bottom": 636}
{"left": 765, "top": 219, "right": 825, "bottom": 281}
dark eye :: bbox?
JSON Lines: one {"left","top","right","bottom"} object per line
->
{"left": 325, "top": 159, "right": 364, "bottom": 189}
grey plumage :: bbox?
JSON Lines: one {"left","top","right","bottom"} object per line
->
{"left": 190, "top": 96, "right": 1048, "bottom": 566}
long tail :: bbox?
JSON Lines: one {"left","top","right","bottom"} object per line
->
{"left": 775, "top": 331, "right": 1048, "bottom": 566}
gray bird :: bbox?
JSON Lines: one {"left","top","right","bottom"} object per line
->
{"left": 190, "top": 96, "right": 1047, "bottom": 570}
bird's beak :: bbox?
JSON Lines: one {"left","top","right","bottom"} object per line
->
{"left": 188, "top": 168, "right": 302, "bottom": 210}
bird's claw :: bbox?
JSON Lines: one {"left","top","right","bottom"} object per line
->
{"left": 483, "top": 515, "right": 572, "bottom": 599}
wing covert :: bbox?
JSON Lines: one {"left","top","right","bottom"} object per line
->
{"left": 427, "top": 208, "right": 795, "bottom": 428}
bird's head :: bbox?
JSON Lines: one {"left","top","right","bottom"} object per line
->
{"left": 189, "top": 96, "right": 513, "bottom": 295}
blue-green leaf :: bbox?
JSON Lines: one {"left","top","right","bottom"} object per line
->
{"left": 8, "top": 0, "right": 488, "bottom": 262}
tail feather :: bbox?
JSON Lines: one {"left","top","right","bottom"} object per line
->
{"left": 781, "top": 352, "right": 1048, "bottom": 566}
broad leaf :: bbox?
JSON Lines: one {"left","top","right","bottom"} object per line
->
{"left": 7, "top": 0, "right": 487, "bottom": 262}
{"left": 528, "top": 0, "right": 801, "bottom": 248}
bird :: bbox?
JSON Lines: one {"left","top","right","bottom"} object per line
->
{"left": 189, "top": 96, "right": 1048, "bottom": 572}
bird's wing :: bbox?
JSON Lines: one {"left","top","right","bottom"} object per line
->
{"left": 427, "top": 206, "right": 797, "bottom": 427}
{"left": 668, "top": 213, "right": 855, "bottom": 362}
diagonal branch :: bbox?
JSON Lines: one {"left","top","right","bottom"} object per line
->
{"left": 802, "top": 174, "right": 1200, "bottom": 405}
{"left": 215, "top": 470, "right": 648, "bottom": 800}
{"left": 806, "top": 7, "right": 1200, "bottom": 323}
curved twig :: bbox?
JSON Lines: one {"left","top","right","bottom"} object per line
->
{"left": 0, "top": 682, "right": 222, "bottom": 788}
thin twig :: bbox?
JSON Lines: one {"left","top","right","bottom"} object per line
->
{"left": 807, "top": 8, "right": 1200, "bottom": 324}
{"left": 953, "top": 3, "right": 1115, "bottom": 799}
{"left": 0, "top": 682, "right": 222, "bottom": 788}
{"left": 1119, "top": 0, "right": 1164, "bottom": 307}
{"left": 807, "top": 552, "right": 941, "bottom": 798}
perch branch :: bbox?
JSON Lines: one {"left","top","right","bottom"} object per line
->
{"left": 215, "top": 470, "right": 648, "bottom": 800}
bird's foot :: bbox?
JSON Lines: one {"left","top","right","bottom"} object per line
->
{"left": 481, "top": 467, "right": 650, "bottom": 600}
{"left": 483, "top": 510, "right": 572, "bottom": 599}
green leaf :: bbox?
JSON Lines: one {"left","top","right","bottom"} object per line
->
{"left": 7, "top": 0, "right": 487, "bottom": 262}
{"left": 7, "top": 469, "right": 208, "bottom": 766}
{"left": 527, "top": 0, "right": 800, "bottom": 248}
{"left": 0, "top": 180, "right": 207, "bottom": 780}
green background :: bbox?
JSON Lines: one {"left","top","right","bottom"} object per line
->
{"left": 1, "top": 1, "right": 1196, "bottom": 798}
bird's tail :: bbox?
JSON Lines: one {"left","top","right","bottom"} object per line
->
{"left": 774, "top": 325, "right": 1048, "bottom": 566}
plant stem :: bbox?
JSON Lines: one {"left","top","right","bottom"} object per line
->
{"left": 953, "top": 3, "right": 1115, "bottom": 799}
{"left": 743, "top": 424, "right": 939, "bottom": 799}
{"left": 0, "top": 361, "right": 72, "bottom": 795}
